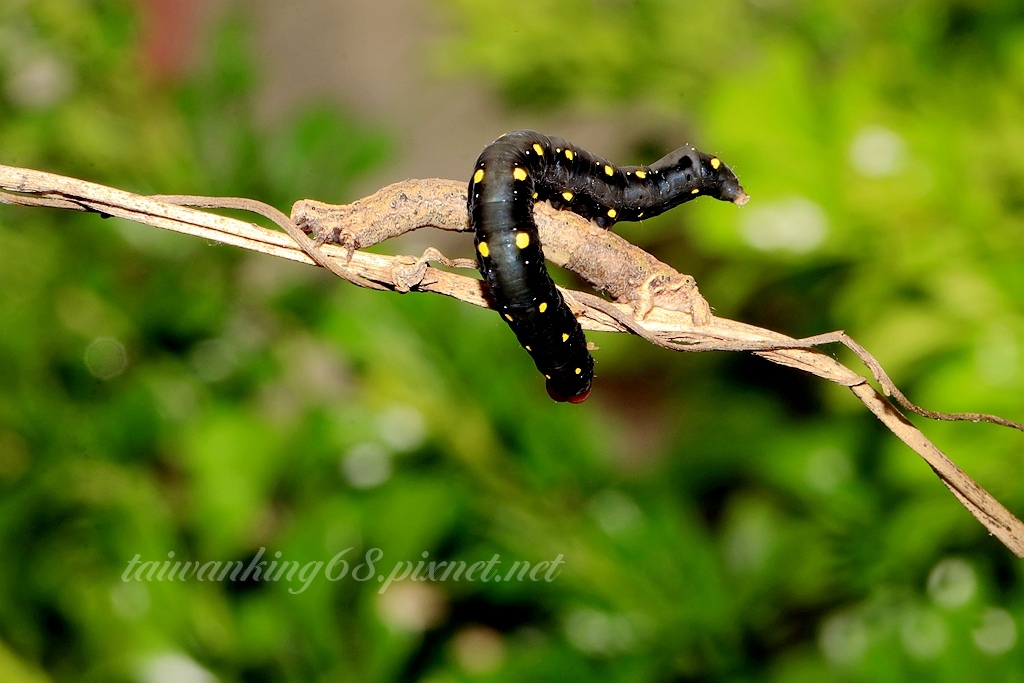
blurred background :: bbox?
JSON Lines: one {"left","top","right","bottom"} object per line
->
{"left": 1, "top": 0, "right": 1023, "bottom": 681}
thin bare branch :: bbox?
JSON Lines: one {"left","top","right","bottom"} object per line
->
{"left": 2, "top": 163, "right": 1022, "bottom": 556}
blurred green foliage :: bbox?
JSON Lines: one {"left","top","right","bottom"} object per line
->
{"left": 1, "top": 1, "right": 1023, "bottom": 682}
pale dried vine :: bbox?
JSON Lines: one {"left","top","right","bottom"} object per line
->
{"left": 1, "top": 164, "right": 1022, "bottom": 556}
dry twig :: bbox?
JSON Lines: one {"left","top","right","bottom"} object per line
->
{"left": 2, "top": 164, "right": 1022, "bottom": 556}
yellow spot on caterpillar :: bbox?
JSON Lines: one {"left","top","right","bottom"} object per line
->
{"left": 532, "top": 143, "right": 543, "bottom": 155}
{"left": 634, "top": 169, "right": 647, "bottom": 179}
{"left": 505, "top": 313, "right": 513, "bottom": 321}
{"left": 565, "top": 149, "right": 574, "bottom": 160}
{"left": 513, "top": 167, "right": 528, "bottom": 181}
{"left": 545, "top": 374, "right": 551, "bottom": 379}
{"left": 532, "top": 192, "right": 539, "bottom": 199}
{"left": 525, "top": 345, "right": 531, "bottom": 351}
{"left": 604, "top": 164, "right": 614, "bottom": 176}
{"left": 575, "top": 367, "right": 582, "bottom": 375}
{"left": 515, "top": 232, "right": 530, "bottom": 249}
{"left": 562, "top": 333, "right": 569, "bottom": 342}
{"left": 710, "top": 157, "right": 721, "bottom": 169}
{"left": 562, "top": 191, "right": 574, "bottom": 201}
{"left": 473, "top": 169, "right": 484, "bottom": 183}
{"left": 607, "top": 208, "right": 617, "bottom": 218}
{"left": 477, "top": 241, "right": 489, "bottom": 257}
{"left": 539, "top": 302, "right": 548, "bottom": 313}
{"left": 638, "top": 212, "right": 644, "bottom": 218}
{"left": 691, "top": 188, "right": 700, "bottom": 194}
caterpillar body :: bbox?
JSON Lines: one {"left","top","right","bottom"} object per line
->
{"left": 469, "top": 130, "right": 747, "bottom": 403}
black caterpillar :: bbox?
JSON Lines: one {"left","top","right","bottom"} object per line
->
{"left": 469, "top": 130, "right": 747, "bottom": 403}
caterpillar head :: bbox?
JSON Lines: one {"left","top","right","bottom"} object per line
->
{"left": 698, "top": 151, "right": 748, "bottom": 205}
{"left": 654, "top": 145, "right": 749, "bottom": 206}
{"left": 546, "top": 378, "right": 591, "bottom": 404}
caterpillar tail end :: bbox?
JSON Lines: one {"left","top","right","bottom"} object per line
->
{"left": 546, "top": 380, "right": 592, "bottom": 404}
